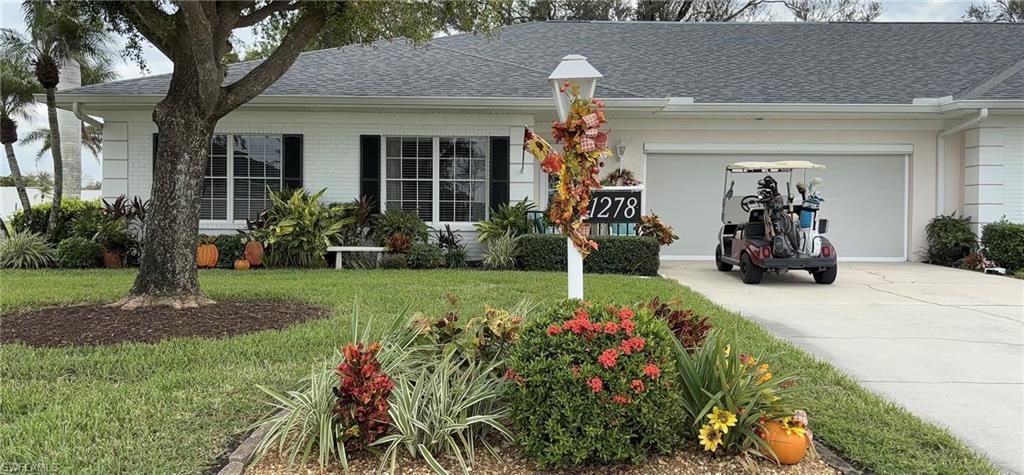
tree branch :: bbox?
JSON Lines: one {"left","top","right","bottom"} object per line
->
{"left": 674, "top": 0, "right": 694, "bottom": 21}
{"left": 217, "top": 5, "right": 327, "bottom": 115}
{"left": 235, "top": 0, "right": 302, "bottom": 28}
{"left": 121, "top": 1, "right": 176, "bottom": 57}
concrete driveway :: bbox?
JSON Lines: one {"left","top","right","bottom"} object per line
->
{"left": 660, "top": 261, "right": 1024, "bottom": 474}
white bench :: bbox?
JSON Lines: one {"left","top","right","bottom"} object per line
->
{"left": 326, "top": 246, "right": 386, "bottom": 269}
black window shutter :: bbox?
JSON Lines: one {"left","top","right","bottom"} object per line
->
{"left": 489, "top": 136, "right": 510, "bottom": 211}
{"left": 360, "top": 135, "right": 382, "bottom": 211}
{"left": 283, "top": 134, "right": 303, "bottom": 190}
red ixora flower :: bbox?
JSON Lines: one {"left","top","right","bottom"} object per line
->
{"left": 612, "top": 394, "right": 631, "bottom": 405}
{"left": 643, "top": 363, "right": 661, "bottom": 379}
{"left": 618, "top": 307, "right": 635, "bottom": 320}
{"left": 575, "top": 308, "right": 590, "bottom": 321}
{"left": 503, "top": 368, "right": 524, "bottom": 384}
{"left": 598, "top": 348, "right": 619, "bottom": 369}
{"left": 621, "top": 319, "right": 635, "bottom": 336}
{"left": 603, "top": 321, "right": 619, "bottom": 335}
{"left": 547, "top": 324, "right": 562, "bottom": 336}
{"left": 619, "top": 337, "right": 646, "bottom": 355}
{"left": 630, "top": 379, "right": 645, "bottom": 393}
{"left": 587, "top": 377, "right": 604, "bottom": 393}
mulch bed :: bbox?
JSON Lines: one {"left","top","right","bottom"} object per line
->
{"left": 247, "top": 448, "right": 839, "bottom": 475}
{"left": 0, "top": 302, "right": 328, "bottom": 348}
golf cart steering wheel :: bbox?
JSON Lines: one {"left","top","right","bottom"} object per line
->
{"left": 740, "top": 195, "right": 761, "bottom": 212}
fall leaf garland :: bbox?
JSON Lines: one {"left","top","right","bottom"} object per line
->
{"left": 523, "top": 81, "right": 611, "bottom": 257}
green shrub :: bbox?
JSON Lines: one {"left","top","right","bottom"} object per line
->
{"left": 214, "top": 233, "right": 246, "bottom": 267}
{"left": 56, "top": 237, "right": 103, "bottom": 268}
{"left": 434, "top": 224, "right": 468, "bottom": 268}
{"left": 261, "top": 189, "right": 353, "bottom": 267}
{"left": 517, "top": 234, "right": 660, "bottom": 275}
{"left": 10, "top": 198, "right": 102, "bottom": 243}
{"left": 406, "top": 242, "right": 445, "bottom": 269}
{"left": 483, "top": 231, "right": 520, "bottom": 270}
{"left": 0, "top": 232, "right": 55, "bottom": 269}
{"left": 507, "top": 300, "right": 685, "bottom": 467}
{"left": 675, "top": 332, "right": 804, "bottom": 455}
{"left": 381, "top": 254, "right": 407, "bottom": 269}
{"left": 474, "top": 199, "right": 535, "bottom": 242}
{"left": 981, "top": 220, "right": 1024, "bottom": 271}
{"left": 925, "top": 213, "right": 977, "bottom": 266}
{"left": 372, "top": 209, "right": 427, "bottom": 244}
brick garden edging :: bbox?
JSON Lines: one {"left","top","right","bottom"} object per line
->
{"left": 217, "top": 417, "right": 863, "bottom": 475}
{"left": 216, "top": 425, "right": 267, "bottom": 475}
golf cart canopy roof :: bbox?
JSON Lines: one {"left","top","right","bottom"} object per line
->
{"left": 727, "top": 160, "right": 827, "bottom": 172}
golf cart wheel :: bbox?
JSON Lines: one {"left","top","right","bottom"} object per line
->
{"left": 740, "top": 252, "right": 763, "bottom": 284}
{"left": 813, "top": 266, "right": 838, "bottom": 284}
{"left": 715, "top": 245, "right": 733, "bottom": 271}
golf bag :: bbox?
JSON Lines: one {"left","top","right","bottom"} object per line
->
{"left": 756, "top": 176, "right": 799, "bottom": 258}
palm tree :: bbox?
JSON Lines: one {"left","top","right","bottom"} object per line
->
{"left": 0, "top": 57, "right": 39, "bottom": 218}
{"left": 0, "top": 0, "right": 110, "bottom": 241}
{"left": 21, "top": 124, "right": 102, "bottom": 162}
{"left": 19, "top": 56, "right": 116, "bottom": 164}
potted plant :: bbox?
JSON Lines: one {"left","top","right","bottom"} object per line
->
{"left": 93, "top": 218, "right": 134, "bottom": 269}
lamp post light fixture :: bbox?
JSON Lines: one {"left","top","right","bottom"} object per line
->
{"left": 548, "top": 54, "right": 603, "bottom": 300}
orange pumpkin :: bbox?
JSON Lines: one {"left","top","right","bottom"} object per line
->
{"left": 196, "top": 243, "right": 219, "bottom": 268}
{"left": 244, "top": 240, "right": 264, "bottom": 266}
{"left": 234, "top": 259, "right": 250, "bottom": 271}
{"left": 763, "top": 420, "right": 809, "bottom": 465}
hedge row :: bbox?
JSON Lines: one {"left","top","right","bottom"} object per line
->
{"left": 517, "top": 234, "right": 660, "bottom": 276}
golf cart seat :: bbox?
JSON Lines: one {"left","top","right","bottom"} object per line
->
{"left": 745, "top": 209, "right": 766, "bottom": 239}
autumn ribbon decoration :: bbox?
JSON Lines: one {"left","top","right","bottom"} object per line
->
{"left": 524, "top": 81, "right": 611, "bottom": 257}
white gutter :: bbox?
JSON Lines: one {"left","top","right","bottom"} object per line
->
{"left": 936, "top": 107, "right": 988, "bottom": 213}
{"left": 72, "top": 102, "right": 103, "bottom": 127}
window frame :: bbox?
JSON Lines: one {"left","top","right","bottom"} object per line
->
{"left": 198, "top": 133, "right": 284, "bottom": 226}
{"left": 380, "top": 135, "right": 490, "bottom": 227}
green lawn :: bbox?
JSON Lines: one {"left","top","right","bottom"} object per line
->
{"left": 0, "top": 269, "right": 996, "bottom": 474}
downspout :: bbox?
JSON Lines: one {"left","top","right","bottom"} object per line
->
{"left": 936, "top": 107, "right": 987, "bottom": 214}
{"left": 72, "top": 102, "right": 103, "bottom": 128}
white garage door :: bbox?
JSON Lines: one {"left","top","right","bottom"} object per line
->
{"left": 645, "top": 153, "right": 906, "bottom": 260}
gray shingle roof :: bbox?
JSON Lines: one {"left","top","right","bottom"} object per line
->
{"left": 63, "top": 21, "right": 1024, "bottom": 104}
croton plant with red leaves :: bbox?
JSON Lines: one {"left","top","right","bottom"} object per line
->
{"left": 332, "top": 342, "right": 395, "bottom": 449}
{"left": 523, "top": 81, "right": 612, "bottom": 257}
{"left": 507, "top": 300, "right": 686, "bottom": 467}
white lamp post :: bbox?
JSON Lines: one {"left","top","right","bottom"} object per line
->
{"left": 548, "top": 54, "right": 603, "bottom": 300}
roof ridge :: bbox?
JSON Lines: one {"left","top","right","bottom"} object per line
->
{"left": 957, "top": 55, "right": 1024, "bottom": 100}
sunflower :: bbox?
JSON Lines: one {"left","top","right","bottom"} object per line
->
{"left": 699, "top": 424, "right": 724, "bottom": 452}
{"left": 706, "top": 407, "right": 738, "bottom": 433}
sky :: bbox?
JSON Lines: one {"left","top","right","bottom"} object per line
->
{"left": 0, "top": 0, "right": 994, "bottom": 185}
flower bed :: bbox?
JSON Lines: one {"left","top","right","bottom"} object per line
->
{"left": 246, "top": 296, "right": 823, "bottom": 474}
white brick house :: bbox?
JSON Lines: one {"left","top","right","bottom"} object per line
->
{"left": 57, "top": 21, "right": 1024, "bottom": 261}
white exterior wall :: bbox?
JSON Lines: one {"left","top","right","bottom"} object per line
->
{"left": 101, "top": 110, "right": 535, "bottom": 254}
{"left": 98, "top": 107, "right": 1024, "bottom": 262}
{"left": 1003, "top": 126, "right": 1024, "bottom": 223}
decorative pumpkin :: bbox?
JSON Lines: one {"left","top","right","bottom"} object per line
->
{"left": 103, "top": 250, "right": 123, "bottom": 269}
{"left": 196, "top": 243, "right": 219, "bottom": 268}
{"left": 244, "top": 240, "right": 264, "bottom": 266}
{"left": 763, "top": 419, "right": 809, "bottom": 464}
{"left": 234, "top": 259, "right": 250, "bottom": 271}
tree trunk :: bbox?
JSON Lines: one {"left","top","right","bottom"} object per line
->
{"left": 0, "top": 215, "right": 9, "bottom": 238}
{"left": 3, "top": 142, "right": 32, "bottom": 217}
{"left": 112, "top": 99, "right": 216, "bottom": 310}
{"left": 44, "top": 87, "right": 63, "bottom": 242}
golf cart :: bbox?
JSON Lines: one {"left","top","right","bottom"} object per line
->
{"left": 714, "top": 161, "right": 838, "bottom": 284}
